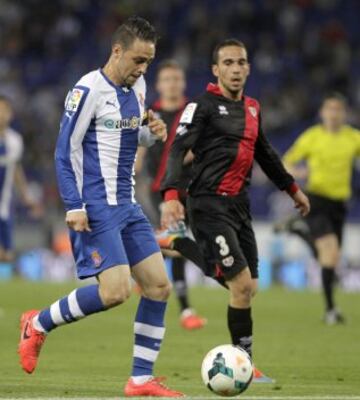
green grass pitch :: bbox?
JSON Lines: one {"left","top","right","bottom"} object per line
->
{"left": 0, "top": 280, "right": 360, "bottom": 398}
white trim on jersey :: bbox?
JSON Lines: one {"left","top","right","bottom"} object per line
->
{"left": 68, "top": 88, "right": 97, "bottom": 199}
{"left": 96, "top": 91, "right": 122, "bottom": 205}
{"left": 97, "top": 128, "right": 122, "bottom": 205}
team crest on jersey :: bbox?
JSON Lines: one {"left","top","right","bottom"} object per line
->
{"left": 222, "top": 256, "right": 234, "bottom": 267}
{"left": 248, "top": 106, "right": 257, "bottom": 118}
{"left": 104, "top": 116, "right": 141, "bottom": 130}
{"left": 65, "top": 88, "right": 84, "bottom": 112}
{"left": 91, "top": 250, "right": 102, "bottom": 267}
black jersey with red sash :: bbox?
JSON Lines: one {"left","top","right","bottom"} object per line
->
{"left": 161, "top": 83, "right": 296, "bottom": 199}
{"left": 145, "top": 99, "right": 192, "bottom": 193}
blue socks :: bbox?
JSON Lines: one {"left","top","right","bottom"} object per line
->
{"left": 35, "top": 285, "right": 105, "bottom": 332}
{"left": 132, "top": 296, "right": 167, "bottom": 378}
{"left": 34, "top": 287, "right": 168, "bottom": 381}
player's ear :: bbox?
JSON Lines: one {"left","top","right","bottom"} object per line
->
{"left": 112, "top": 43, "right": 124, "bottom": 58}
{"left": 212, "top": 64, "right": 219, "bottom": 78}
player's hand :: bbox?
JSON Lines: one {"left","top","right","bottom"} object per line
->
{"left": 161, "top": 200, "right": 185, "bottom": 229}
{"left": 66, "top": 210, "right": 91, "bottom": 232}
{"left": 148, "top": 109, "right": 167, "bottom": 142}
{"left": 291, "top": 189, "right": 310, "bottom": 216}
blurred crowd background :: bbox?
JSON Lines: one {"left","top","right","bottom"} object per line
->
{"left": 0, "top": 0, "right": 359, "bottom": 284}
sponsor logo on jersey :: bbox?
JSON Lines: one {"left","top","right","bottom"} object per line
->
{"left": 104, "top": 116, "right": 141, "bottom": 130}
{"left": 91, "top": 250, "right": 102, "bottom": 268}
{"left": 248, "top": 106, "right": 257, "bottom": 118}
{"left": 65, "top": 88, "right": 84, "bottom": 112}
{"left": 179, "top": 102, "right": 198, "bottom": 124}
{"left": 218, "top": 105, "right": 229, "bottom": 115}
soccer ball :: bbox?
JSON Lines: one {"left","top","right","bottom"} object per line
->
{"left": 201, "top": 345, "right": 253, "bottom": 396}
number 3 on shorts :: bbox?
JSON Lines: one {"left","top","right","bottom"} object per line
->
{"left": 215, "top": 235, "right": 230, "bottom": 256}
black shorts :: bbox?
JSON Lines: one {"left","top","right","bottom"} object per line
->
{"left": 306, "top": 193, "right": 347, "bottom": 245}
{"left": 187, "top": 194, "right": 258, "bottom": 281}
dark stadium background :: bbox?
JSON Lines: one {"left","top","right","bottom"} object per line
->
{"left": 0, "top": 0, "right": 359, "bottom": 284}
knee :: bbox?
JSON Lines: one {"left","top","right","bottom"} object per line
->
{"left": 142, "top": 280, "right": 172, "bottom": 301}
{"left": 230, "top": 278, "right": 253, "bottom": 305}
{"left": 99, "top": 283, "right": 132, "bottom": 308}
{"left": 318, "top": 248, "right": 340, "bottom": 267}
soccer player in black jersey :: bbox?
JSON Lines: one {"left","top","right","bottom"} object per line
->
{"left": 136, "top": 60, "right": 206, "bottom": 329}
{"left": 161, "top": 39, "right": 310, "bottom": 381}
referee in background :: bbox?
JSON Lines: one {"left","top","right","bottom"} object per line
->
{"left": 283, "top": 93, "right": 360, "bottom": 325}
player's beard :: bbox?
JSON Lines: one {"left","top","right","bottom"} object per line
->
{"left": 218, "top": 75, "right": 245, "bottom": 99}
{"left": 225, "top": 82, "right": 244, "bottom": 98}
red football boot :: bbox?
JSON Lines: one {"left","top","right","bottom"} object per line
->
{"left": 124, "top": 377, "right": 185, "bottom": 397}
{"left": 252, "top": 366, "right": 274, "bottom": 383}
{"left": 18, "top": 310, "right": 46, "bottom": 374}
{"left": 180, "top": 309, "right": 207, "bottom": 330}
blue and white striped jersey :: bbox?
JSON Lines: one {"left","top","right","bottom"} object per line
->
{"left": 0, "top": 128, "right": 23, "bottom": 219}
{"left": 55, "top": 69, "right": 154, "bottom": 211}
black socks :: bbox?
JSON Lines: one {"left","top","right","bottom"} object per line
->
{"left": 321, "top": 267, "right": 336, "bottom": 311}
{"left": 171, "top": 257, "right": 189, "bottom": 311}
{"left": 227, "top": 306, "right": 253, "bottom": 358}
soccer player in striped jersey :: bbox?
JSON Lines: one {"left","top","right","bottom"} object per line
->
{"left": 0, "top": 96, "right": 41, "bottom": 262}
{"left": 281, "top": 93, "right": 360, "bottom": 324}
{"left": 18, "top": 17, "right": 183, "bottom": 397}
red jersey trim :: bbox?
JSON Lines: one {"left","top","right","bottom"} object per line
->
{"left": 216, "top": 96, "right": 260, "bottom": 195}
{"left": 164, "top": 189, "right": 180, "bottom": 201}
{"left": 151, "top": 99, "right": 187, "bottom": 192}
{"left": 285, "top": 182, "right": 300, "bottom": 195}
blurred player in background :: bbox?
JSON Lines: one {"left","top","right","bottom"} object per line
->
{"left": 18, "top": 17, "right": 184, "bottom": 397}
{"left": 281, "top": 93, "right": 360, "bottom": 325}
{"left": 161, "top": 39, "right": 310, "bottom": 382}
{"left": 136, "top": 60, "right": 206, "bottom": 330}
{"left": 0, "top": 96, "right": 41, "bottom": 262}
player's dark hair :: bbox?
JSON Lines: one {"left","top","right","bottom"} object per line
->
{"left": 212, "top": 39, "right": 247, "bottom": 64}
{"left": 112, "top": 16, "right": 158, "bottom": 49}
{"left": 156, "top": 59, "right": 184, "bottom": 75}
{"left": 322, "top": 92, "right": 348, "bottom": 107}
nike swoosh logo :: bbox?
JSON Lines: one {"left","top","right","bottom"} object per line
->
{"left": 23, "top": 322, "right": 31, "bottom": 340}
{"left": 106, "top": 101, "right": 117, "bottom": 107}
